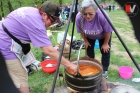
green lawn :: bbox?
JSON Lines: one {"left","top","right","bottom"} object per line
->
{"left": 29, "top": 10, "right": 140, "bottom": 93}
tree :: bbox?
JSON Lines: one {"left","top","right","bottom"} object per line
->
{"left": 101, "top": 0, "right": 106, "bottom": 4}
{"left": 7, "top": 0, "right": 14, "bottom": 12}
{"left": 0, "top": 0, "right": 4, "bottom": 19}
{"left": 17, "top": 0, "right": 22, "bottom": 7}
{"left": 59, "top": 0, "right": 62, "bottom": 6}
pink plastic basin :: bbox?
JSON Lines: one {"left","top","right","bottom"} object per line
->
{"left": 118, "top": 66, "right": 134, "bottom": 79}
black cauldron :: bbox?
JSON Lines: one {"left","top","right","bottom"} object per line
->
{"left": 65, "top": 57, "right": 103, "bottom": 92}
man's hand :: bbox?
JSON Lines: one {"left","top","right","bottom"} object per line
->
{"left": 67, "top": 63, "right": 78, "bottom": 75}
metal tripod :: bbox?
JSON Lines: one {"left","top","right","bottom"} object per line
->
{"left": 50, "top": 0, "right": 140, "bottom": 93}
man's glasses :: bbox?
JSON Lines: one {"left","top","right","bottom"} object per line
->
{"left": 83, "top": 13, "right": 94, "bottom": 16}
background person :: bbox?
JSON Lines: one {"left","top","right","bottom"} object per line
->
{"left": 66, "top": 4, "right": 71, "bottom": 19}
{"left": 108, "top": 4, "right": 112, "bottom": 12}
{"left": 70, "top": 2, "right": 80, "bottom": 23}
{"left": 76, "top": 0, "right": 113, "bottom": 78}
{"left": 0, "top": 1, "right": 77, "bottom": 93}
{"left": 60, "top": 11, "right": 67, "bottom": 24}
{"left": 112, "top": 4, "right": 115, "bottom": 12}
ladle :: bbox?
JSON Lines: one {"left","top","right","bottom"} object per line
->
{"left": 76, "top": 42, "right": 84, "bottom": 77}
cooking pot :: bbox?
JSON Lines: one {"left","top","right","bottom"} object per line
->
{"left": 65, "top": 57, "right": 103, "bottom": 92}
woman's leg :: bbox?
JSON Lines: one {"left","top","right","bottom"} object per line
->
{"left": 86, "top": 38, "right": 96, "bottom": 58}
{"left": 99, "top": 37, "right": 111, "bottom": 72}
{"left": 6, "top": 59, "right": 29, "bottom": 93}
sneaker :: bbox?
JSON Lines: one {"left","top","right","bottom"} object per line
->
{"left": 29, "top": 87, "right": 33, "bottom": 92}
{"left": 102, "top": 71, "right": 108, "bottom": 78}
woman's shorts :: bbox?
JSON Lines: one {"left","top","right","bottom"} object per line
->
{"left": 5, "top": 59, "right": 28, "bottom": 88}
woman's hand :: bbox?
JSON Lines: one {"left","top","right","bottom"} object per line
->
{"left": 101, "top": 44, "right": 110, "bottom": 53}
{"left": 80, "top": 33, "right": 91, "bottom": 49}
{"left": 85, "top": 41, "right": 91, "bottom": 49}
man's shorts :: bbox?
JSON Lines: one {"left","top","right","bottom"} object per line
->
{"left": 6, "top": 59, "right": 28, "bottom": 88}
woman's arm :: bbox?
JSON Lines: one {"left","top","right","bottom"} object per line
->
{"left": 81, "top": 32, "right": 87, "bottom": 42}
{"left": 41, "top": 46, "right": 77, "bottom": 72}
{"left": 104, "top": 32, "right": 111, "bottom": 45}
{"left": 101, "top": 32, "right": 111, "bottom": 53}
{"left": 80, "top": 32, "right": 91, "bottom": 48}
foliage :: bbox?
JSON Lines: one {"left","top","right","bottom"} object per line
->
{"left": 0, "top": 0, "right": 47, "bottom": 18}
{"left": 0, "top": 0, "right": 117, "bottom": 19}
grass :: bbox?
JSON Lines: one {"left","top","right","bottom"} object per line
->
{"left": 29, "top": 10, "right": 140, "bottom": 93}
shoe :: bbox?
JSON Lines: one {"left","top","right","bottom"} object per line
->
{"left": 102, "top": 71, "right": 108, "bottom": 79}
{"left": 29, "top": 87, "right": 33, "bottom": 92}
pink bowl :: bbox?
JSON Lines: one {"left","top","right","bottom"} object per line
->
{"left": 118, "top": 66, "right": 134, "bottom": 79}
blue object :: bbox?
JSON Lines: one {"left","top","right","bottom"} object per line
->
{"left": 94, "top": 40, "right": 99, "bottom": 49}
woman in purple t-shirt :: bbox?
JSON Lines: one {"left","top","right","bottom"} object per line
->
{"left": 0, "top": 1, "right": 77, "bottom": 93}
{"left": 76, "top": 0, "right": 113, "bottom": 78}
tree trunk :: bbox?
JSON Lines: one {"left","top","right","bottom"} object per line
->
{"left": 0, "top": 1, "right": 2, "bottom": 20}
{"left": 7, "top": 0, "right": 14, "bottom": 12}
{"left": 59, "top": 0, "right": 62, "bottom": 6}
{"left": 34, "top": 0, "right": 37, "bottom": 5}
{"left": 0, "top": 1, "right": 4, "bottom": 19}
{"left": 17, "top": 0, "right": 22, "bottom": 7}
{"left": 41, "top": 0, "right": 44, "bottom": 4}
{"left": 0, "top": 15, "right": 1, "bottom": 20}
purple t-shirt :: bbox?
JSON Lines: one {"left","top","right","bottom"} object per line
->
{"left": 0, "top": 7, "right": 52, "bottom": 60}
{"left": 76, "top": 9, "right": 113, "bottom": 39}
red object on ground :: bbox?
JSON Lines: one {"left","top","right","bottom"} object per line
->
{"left": 100, "top": 4, "right": 102, "bottom": 5}
{"left": 40, "top": 59, "right": 57, "bottom": 74}
{"left": 100, "top": 4, "right": 103, "bottom": 7}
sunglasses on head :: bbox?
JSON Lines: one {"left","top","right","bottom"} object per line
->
{"left": 83, "top": 12, "right": 94, "bottom": 16}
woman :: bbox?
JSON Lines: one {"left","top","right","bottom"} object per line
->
{"left": 76, "top": 0, "right": 113, "bottom": 78}
{"left": 0, "top": 1, "right": 77, "bottom": 93}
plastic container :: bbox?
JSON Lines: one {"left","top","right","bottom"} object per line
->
{"left": 94, "top": 40, "right": 99, "bottom": 49}
{"left": 118, "top": 66, "right": 134, "bottom": 79}
{"left": 40, "top": 60, "right": 57, "bottom": 74}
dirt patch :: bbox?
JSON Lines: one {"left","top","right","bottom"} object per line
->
{"left": 111, "top": 24, "right": 140, "bottom": 60}
{"left": 110, "top": 64, "right": 119, "bottom": 70}
{"left": 116, "top": 29, "right": 137, "bottom": 43}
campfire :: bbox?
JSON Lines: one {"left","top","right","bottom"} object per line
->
{"left": 53, "top": 77, "right": 140, "bottom": 93}
{"left": 67, "top": 78, "right": 111, "bottom": 93}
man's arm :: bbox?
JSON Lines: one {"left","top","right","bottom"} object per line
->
{"left": 41, "top": 46, "right": 77, "bottom": 71}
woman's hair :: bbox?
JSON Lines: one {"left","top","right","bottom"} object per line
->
{"left": 80, "top": 0, "right": 98, "bottom": 13}
{"left": 38, "top": 5, "right": 43, "bottom": 15}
